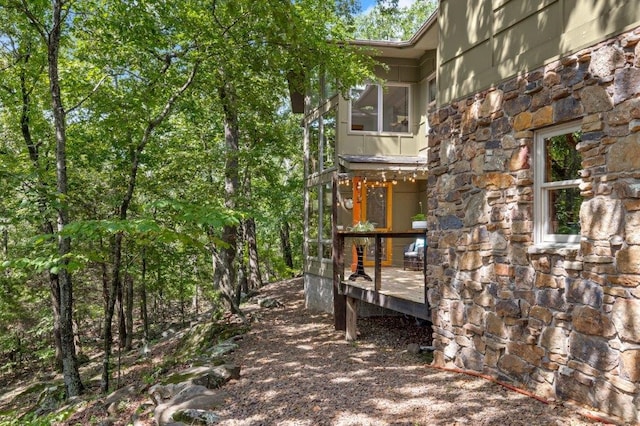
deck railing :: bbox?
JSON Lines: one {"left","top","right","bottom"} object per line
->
{"left": 332, "top": 229, "right": 428, "bottom": 330}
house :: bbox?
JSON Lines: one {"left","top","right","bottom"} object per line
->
{"left": 302, "top": 0, "right": 640, "bottom": 422}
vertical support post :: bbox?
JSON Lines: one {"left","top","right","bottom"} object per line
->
{"left": 345, "top": 296, "right": 358, "bottom": 341}
{"left": 423, "top": 230, "right": 429, "bottom": 313}
{"left": 374, "top": 234, "right": 382, "bottom": 292}
{"left": 332, "top": 173, "right": 346, "bottom": 331}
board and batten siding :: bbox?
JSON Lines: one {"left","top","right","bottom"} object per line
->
{"left": 438, "top": 0, "right": 640, "bottom": 105}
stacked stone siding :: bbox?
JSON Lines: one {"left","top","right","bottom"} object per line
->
{"left": 427, "top": 28, "right": 640, "bottom": 422}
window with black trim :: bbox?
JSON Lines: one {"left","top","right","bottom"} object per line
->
{"left": 534, "top": 123, "right": 583, "bottom": 245}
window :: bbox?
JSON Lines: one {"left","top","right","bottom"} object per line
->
{"left": 350, "top": 83, "right": 410, "bottom": 133}
{"left": 534, "top": 123, "right": 583, "bottom": 245}
{"left": 308, "top": 119, "right": 320, "bottom": 175}
{"left": 307, "top": 109, "right": 336, "bottom": 176}
{"left": 322, "top": 109, "right": 336, "bottom": 170}
{"left": 307, "top": 186, "right": 319, "bottom": 258}
{"left": 427, "top": 75, "right": 436, "bottom": 105}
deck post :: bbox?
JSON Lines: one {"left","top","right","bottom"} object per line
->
{"left": 345, "top": 296, "right": 358, "bottom": 341}
{"left": 332, "top": 173, "right": 346, "bottom": 331}
{"left": 374, "top": 234, "right": 382, "bottom": 292}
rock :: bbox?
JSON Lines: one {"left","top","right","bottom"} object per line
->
{"left": 187, "top": 365, "right": 241, "bottom": 389}
{"left": 407, "top": 343, "right": 421, "bottom": 354}
{"left": 565, "top": 278, "right": 603, "bottom": 308}
{"left": 154, "top": 386, "right": 230, "bottom": 426}
{"left": 612, "top": 299, "right": 640, "bottom": 343}
{"left": 208, "top": 339, "right": 239, "bottom": 358}
{"left": 581, "top": 85, "right": 613, "bottom": 113}
{"left": 162, "top": 328, "right": 177, "bottom": 339}
{"left": 173, "top": 408, "right": 220, "bottom": 425}
{"left": 257, "top": 297, "right": 283, "bottom": 308}
{"left": 34, "top": 384, "right": 64, "bottom": 416}
{"left": 569, "top": 332, "right": 618, "bottom": 371}
{"left": 572, "top": 306, "right": 615, "bottom": 337}
{"left": 104, "top": 384, "right": 138, "bottom": 409}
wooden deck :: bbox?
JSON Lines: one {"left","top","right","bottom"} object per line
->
{"left": 332, "top": 228, "right": 430, "bottom": 330}
{"left": 343, "top": 267, "right": 425, "bottom": 303}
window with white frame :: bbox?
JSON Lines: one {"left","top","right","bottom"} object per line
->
{"left": 350, "top": 83, "right": 410, "bottom": 133}
{"left": 534, "top": 123, "right": 583, "bottom": 245}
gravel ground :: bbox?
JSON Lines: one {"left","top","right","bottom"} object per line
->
{"left": 215, "top": 278, "right": 604, "bottom": 426}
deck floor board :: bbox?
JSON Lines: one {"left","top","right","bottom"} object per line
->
{"left": 344, "top": 266, "right": 425, "bottom": 304}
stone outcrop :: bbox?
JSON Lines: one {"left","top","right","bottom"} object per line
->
{"left": 427, "top": 27, "right": 640, "bottom": 423}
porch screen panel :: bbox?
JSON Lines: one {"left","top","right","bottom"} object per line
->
{"left": 309, "top": 119, "right": 320, "bottom": 175}
{"left": 365, "top": 186, "right": 388, "bottom": 262}
{"left": 307, "top": 186, "right": 319, "bottom": 258}
{"left": 322, "top": 110, "right": 336, "bottom": 170}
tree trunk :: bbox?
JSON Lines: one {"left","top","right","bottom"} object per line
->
{"left": 246, "top": 218, "right": 263, "bottom": 288}
{"left": 213, "top": 82, "right": 242, "bottom": 315}
{"left": 101, "top": 232, "right": 121, "bottom": 393}
{"left": 117, "top": 274, "right": 126, "bottom": 350}
{"left": 280, "top": 220, "right": 294, "bottom": 272}
{"left": 18, "top": 45, "right": 65, "bottom": 373}
{"left": 2, "top": 224, "right": 7, "bottom": 257}
{"left": 140, "top": 254, "right": 149, "bottom": 340}
{"left": 125, "top": 273, "right": 134, "bottom": 351}
{"left": 237, "top": 221, "right": 248, "bottom": 300}
{"left": 48, "top": 0, "right": 84, "bottom": 397}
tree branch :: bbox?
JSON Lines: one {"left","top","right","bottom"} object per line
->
{"left": 17, "top": 0, "right": 48, "bottom": 42}
{"left": 66, "top": 74, "right": 108, "bottom": 115}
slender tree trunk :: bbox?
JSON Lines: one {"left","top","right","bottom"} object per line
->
{"left": 2, "top": 227, "right": 7, "bottom": 257}
{"left": 117, "top": 276, "right": 126, "bottom": 350}
{"left": 213, "top": 82, "right": 242, "bottom": 315}
{"left": 246, "top": 218, "right": 263, "bottom": 288}
{"left": 237, "top": 221, "right": 248, "bottom": 300}
{"left": 140, "top": 253, "right": 149, "bottom": 340}
{"left": 280, "top": 220, "right": 294, "bottom": 273}
{"left": 48, "top": 0, "right": 84, "bottom": 397}
{"left": 101, "top": 233, "right": 121, "bottom": 393}
{"left": 18, "top": 47, "right": 65, "bottom": 372}
{"left": 125, "top": 273, "right": 133, "bottom": 350}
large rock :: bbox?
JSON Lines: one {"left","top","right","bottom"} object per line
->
{"left": 569, "top": 332, "right": 618, "bottom": 371}
{"left": 540, "top": 326, "right": 568, "bottom": 354}
{"left": 616, "top": 246, "right": 640, "bottom": 275}
{"left": 565, "top": 278, "right": 603, "bottom": 308}
{"left": 612, "top": 298, "right": 640, "bottom": 343}
{"left": 154, "top": 384, "right": 230, "bottom": 426}
{"left": 498, "top": 354, "right": 532, "bottom": 376}
{"left": 572, "top": 306, "right": 615, "bottom": 337}
{"left": 581, "top": 85, "right": 613, "bottom": 113}
{"left": 614, "top": 68, "right": 640, "bottom": 104}
{"left": 608, "top": 134, "right": 640, "bottom": 172}
{"left": 620, "top": 349, "right": 640, "bottom": 382}
{"left": 589, "top": 45, "right": 625, "bottom": 79}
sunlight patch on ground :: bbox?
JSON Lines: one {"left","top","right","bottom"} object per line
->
{"left": 295, "top": 344, "right": 314, "bottom": 350}
{"left": 330, "top": 377, "right": 355, "bottom": 384}
{"left": 333, "top": 411, "right": 389, "bottom": 426}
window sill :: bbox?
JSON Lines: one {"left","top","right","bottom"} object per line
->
{"left": 528, "top": 244, "right": 580, "bottom": 256}
{"left": 348, "top": 130, "right": 413, "bottom": 136}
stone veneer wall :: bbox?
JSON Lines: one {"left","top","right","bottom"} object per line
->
{"left": 426, "top": 27, "right": 640, "bottom": 422}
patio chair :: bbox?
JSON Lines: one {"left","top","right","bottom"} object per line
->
{"left": 403, "top": 238, "right": 426, "bottom": 270}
